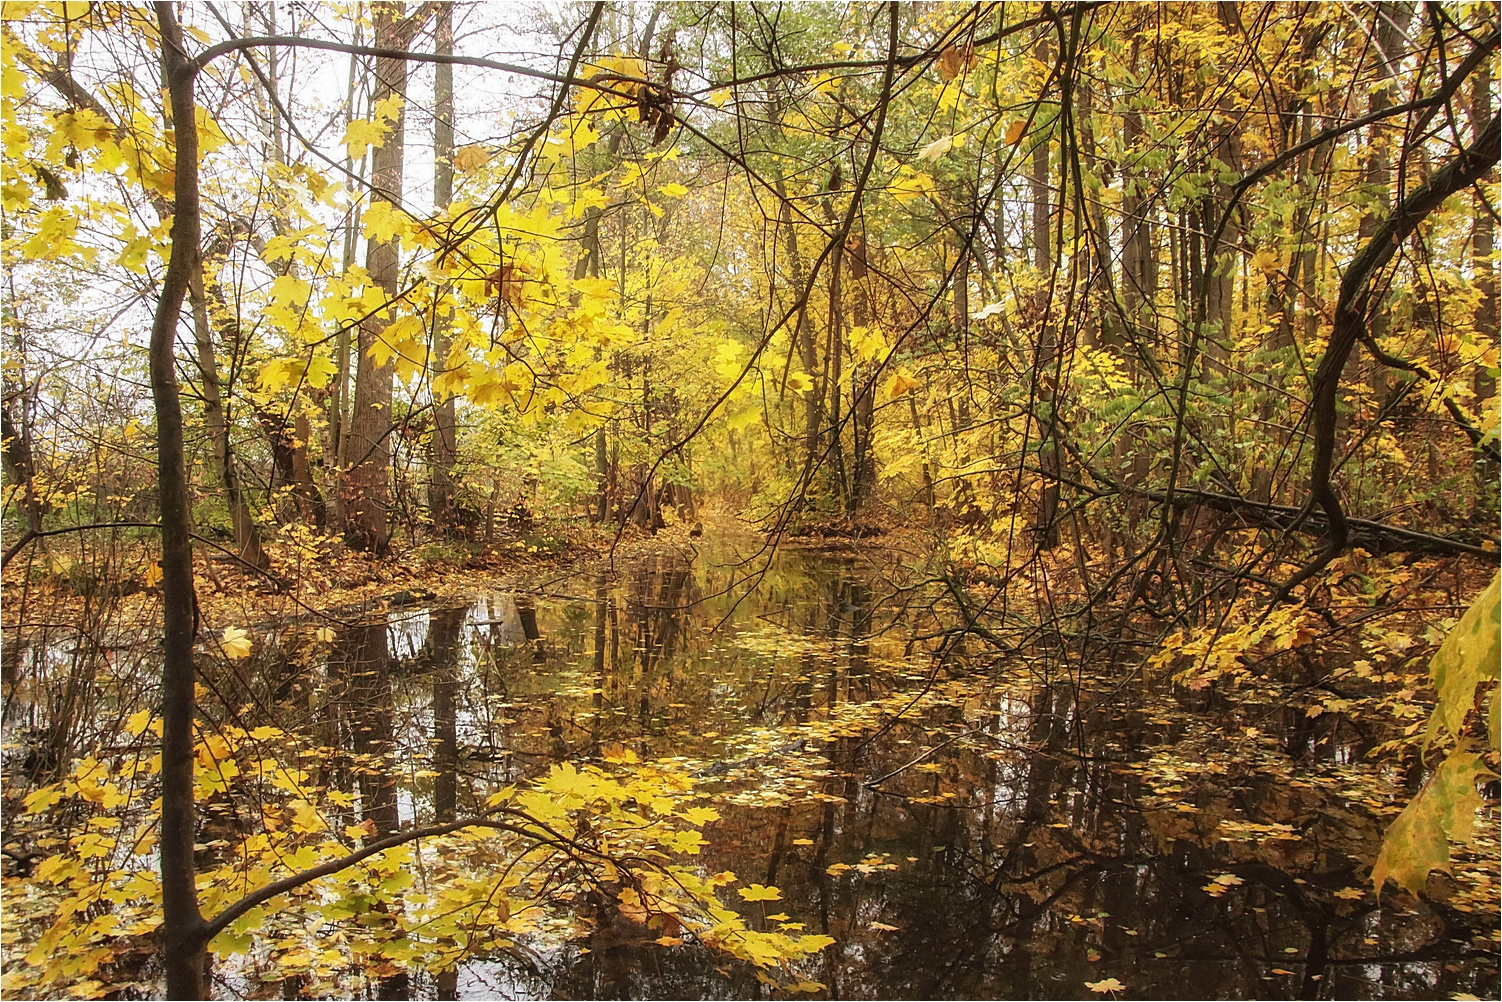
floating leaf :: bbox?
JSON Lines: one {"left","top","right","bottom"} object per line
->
{"left": 1085, "top": 978, "right": 1124, "bottom": 993}
{"left": 221, "top": 626, "right": 253, "bottom": 660}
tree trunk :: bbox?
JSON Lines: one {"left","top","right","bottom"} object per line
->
{"left": 329, "top": 15, "right": 366, "bottom": 529}
{"left": 848, "top": 234, "right": 876, "bottom": 507}
{"left": 1030, "top": 64, "right": 1060, "bottom": 549}
{"left": 188, "top": 275, "right": 268, "bottom": 568}
{"left": 344, "top": 0, "right": 407, "bottom": 553}
{"left": 151, "top": 5, "right": 209, "bottom": 996}
{"left": 774, "top": 178, "right": 821, "bottom": 476}
{"left": 429, "top": 3, "right": 458, "bottom": 535}
{"left": 1472, "top": 45, "right": 1497, "bottom": 403}
{"left": 1355, "top": 2, "right": 1414, "bottom": 401}
{"left": 1, "top": 401, "right": 43, "bottom": 535}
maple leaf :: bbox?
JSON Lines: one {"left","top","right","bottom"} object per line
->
{"left": 1425, "top": 572, "right": 1499, "bottom": 746}
{"left": 738, "top": 883, "right": 782, "bottom": 902}
{"left": 343, "top": 117, "right": 390, "bottom": 159}
{"left": 143, "top": 560, "right": 162, "bottom": 588}
{"left": 1372, "top": 747, "right": 1487, "bottom": 894}
{"left": 1085, "top": 978, "right": 1125, "bottom": 993}
{"left": 539, "top": 762, "right": 596, "bottom": 800}
{"left": 886, "top": 371, "right": 920, "bottom": 398}
{"left": 679, "top": 806, "right": 720, "bottom": 826}
{"left": 372, "top": 93, "right": 405, "bottom": 122}
{"left": 889, "top": 167, "right": 935, "bottom": 204}
{"left": 362, "top": 200, "right": 408, "bottom": 244}
{"left": 221, "top": 626, "right": 253, "bottom": 660}
{"left": 453, "top": 144, "right": 489, "bottom": 171}
{"left": 269, "top": 274, "right": 310, "bottom": 308}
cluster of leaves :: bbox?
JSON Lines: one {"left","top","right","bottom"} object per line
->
{"left": 1372, "top": 573, "right": 1499, "bottom": 895}
{"left": 3, "top": 721, "right": 833, "bottom": 998}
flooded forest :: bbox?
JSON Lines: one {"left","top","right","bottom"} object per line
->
{"left": 1, "top": 2, "right": 1499, "bottom": 999}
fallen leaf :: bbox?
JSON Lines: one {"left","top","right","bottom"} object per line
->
{"left": 221, "top": 626, "right": 253, "bottom": 659}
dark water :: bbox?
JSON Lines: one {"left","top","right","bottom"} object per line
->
{"left": 217, "top": 532, "right": 1499, "bottom": 1001}
{"left": 10, "top": 532, "right": 1493, "bottom": 999}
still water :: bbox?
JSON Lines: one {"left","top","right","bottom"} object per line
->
{"left": 144, "top": 535, "right": 1502, "bottom": 998}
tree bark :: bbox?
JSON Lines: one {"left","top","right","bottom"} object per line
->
{"left": 188, "top": 273, "right": 268, "bottom": 567}
{"left": 776, "top": 177, "right": 821, "bottom": 472}
{"left": 1354, "top": 2, "right": 1414, "bottom": 398}
{"left": 1472, "top": 48, "right": 1498, "bottom": 403}
{"left": 151, "top": 5, "right": 209, "bottom": 996}
{"left": 429, "top": 3, "right": 458, "bottom": 535}
{"left": 1030, "top": 49, "right": 1060, "bottom": 548}
{"left": 344, "top": 0, "right": 408, "bottom": 553}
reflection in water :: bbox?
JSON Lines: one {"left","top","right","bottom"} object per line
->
{"left": 182, "top": 535, "right": 1500, "bottom": 998}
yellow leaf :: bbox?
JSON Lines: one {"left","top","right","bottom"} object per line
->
{"left": 917, "top": 133, "right": 963, "bottom": 163}
{"left": 1004, "top": 120, "right": 1026, "bottom": 146}
{"left": 221, "top": 626, "right": 253, "bottom": 660}
{"left": 373, "top": 93, "right": 405, "bottom": 122}
{"left": 657, "top": 182, "right": 689, "bottom": 198}
{"left": 195, "top": 105, "right": 229, "bottom": 156}
{"left": 453, "top": 144, "right": 489, "bottom": 171}
{"left": 269, "top": 273, "right": 311, "bottom": 308}
{"left": 737, "top": 883, "right": 782, "bottom": 902}
{"left": 679, "top": 806, "right": 720, "bottom": 826}
{"left": 23, "top": 785, "right": 64, "bottom": 814}
{"left": 143, "top": 560, "right": 162, "bottom": 588}
{"left": 258, "top": 359, "right": 293, "bottom": 394}
{"left": 889, "top": 167, "right": 935, "bottom": 204}
{"left": 343, "top": 117, "right": 390, "bottom": 160}
{"left": 362, "top": 199, "right": 407, "bottom": 244}
{"left": 885, "top": 371, "right": 919, "bottom": 398}
{"left": 1425, "top": 573, "right": 1500, "bottom": 747}
{"left": 1372, "top": 747, "right": 1488, "bottom": 895}
{"left": 1086, "top": 978, "right": 1125, "bottom": 993}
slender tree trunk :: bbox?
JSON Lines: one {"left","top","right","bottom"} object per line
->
{"left": 1356, "top": 2, "right": 1414, "bottom": 402}
{"left": 776, "top": 178, "right": 821, "bottom": 473}
{"left": 151, "top": 6, "right": 209, "bottom": 996}
{"left": 330, "top": 14, "right": 365, "bottom": 528}
{"left": 848, "top": 234, "right": 875, "bottom": 507}
{"left": 188, "top": 273, "right": 267, "bottom": 567}
{"left": 344, "top": 0, "right": 407, "bottom": 553}
{"left": 429, "top": 3, "right": 457, "bottom": 535}
{"left": 2, "top": 351, "right": 43, "bottom": 534}
{"left": 1472, "top": 46, "right": 1497, "bottom": 403}
{"left": 1030, "top": 66, "right": 1060, "bottom": 549}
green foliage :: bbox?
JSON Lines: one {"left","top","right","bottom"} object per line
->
{"left": 1373, "top": 573, "right": 1500, "bottom": 896}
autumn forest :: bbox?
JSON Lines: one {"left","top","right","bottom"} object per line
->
{"left": 1, "top": 2, "right": 1499, "bottom": 999}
